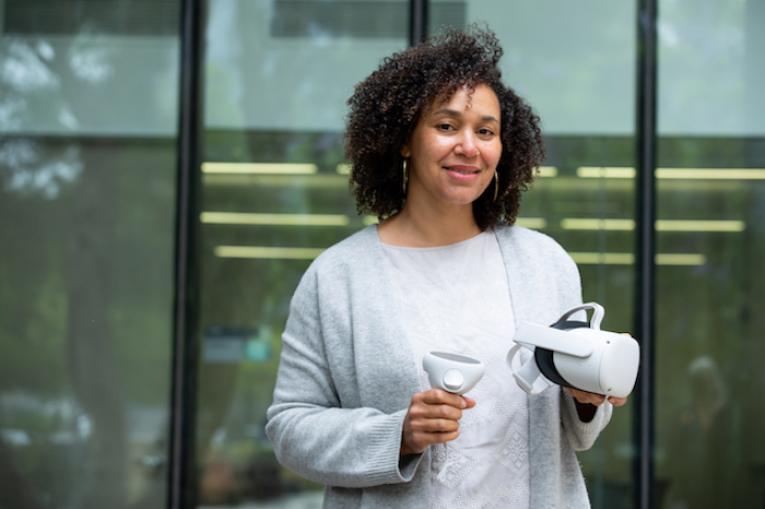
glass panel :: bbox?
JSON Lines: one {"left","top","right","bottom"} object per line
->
{"left": 435, "top": 2, "right": 638, "bottom": 507}
{"left": 656, "top": 1, "right": 765, "bottom": 507}
{"left": 0, "top": 1, "right": 180, "bottom": 508}
{"left": 197, "top": 1, "right": 407, "bottom": 506}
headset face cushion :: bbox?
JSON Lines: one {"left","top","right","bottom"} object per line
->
{"left": 533, "top": 347, "right": 573, "bottom": 388}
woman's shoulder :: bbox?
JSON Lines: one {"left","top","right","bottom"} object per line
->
{"left": 300, "top": 225, "right": 379, "bottom": 280}
{"left": 493, "top": 224, "right": 578, "bottom": 273}
{"left": 315, "top": 225, "right": 377, "bottom": 265}
{"left": 289, "top": 226, "right": 378, "bottom": 302}
{"left": 494, "top": 224, "right": 568, "bottom": 254}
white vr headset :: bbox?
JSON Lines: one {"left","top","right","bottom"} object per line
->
{"left": 507, "top": 303, "right": 640, "bottom": 398}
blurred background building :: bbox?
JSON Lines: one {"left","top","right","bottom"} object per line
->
{"left": 0, "top": 1, "right": 763, "bottom": 508}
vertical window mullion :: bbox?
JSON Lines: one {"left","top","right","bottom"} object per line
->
{"left": 634, "top": 0, "right": 658, "bottom": 508}
{"left": 169, "top": 0, "right": 203, "bottom": 507}
{"left": 409, "top": 0, "right": 429, "bottom": 46}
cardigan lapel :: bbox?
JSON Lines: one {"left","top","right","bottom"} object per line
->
{"left": 350, "top": 226, "right": 423, "bottom": 413}
{"left": 494, "top": 226, "right": 564, "bottom": 509}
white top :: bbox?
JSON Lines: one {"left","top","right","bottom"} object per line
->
{"left": 382, "top": 231, "right": 530, "bottom": 509}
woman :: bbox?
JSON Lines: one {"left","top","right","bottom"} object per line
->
{"left": 266, "top": 27, "right": 626, "bottom": 508}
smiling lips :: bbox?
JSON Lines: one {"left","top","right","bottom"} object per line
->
{"left": 444, "top": 165, "right": 481, "bottom": 174}
{"left": 443, "top": 165, "right": 483, "bottom": 183}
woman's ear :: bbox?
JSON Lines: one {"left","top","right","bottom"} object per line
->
{"left": 400, "top": 145, "right": 411, "bottom": 158}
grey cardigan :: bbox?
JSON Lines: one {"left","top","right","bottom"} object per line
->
{"left": 266, "top": 225, "right": 612, "bottom": 508}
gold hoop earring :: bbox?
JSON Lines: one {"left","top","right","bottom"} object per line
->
{"left": 402, "top": 159, "right": 409, "bottom": 196}
{"left": 493, "top": 170, "right": 499, "bottom": 202}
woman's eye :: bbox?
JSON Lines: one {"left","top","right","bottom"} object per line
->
{"left": 437, "top": 123, "right": 455, "bottom": 131}
{"left": 478, "top": 128, "right": 495, "bottom": 137}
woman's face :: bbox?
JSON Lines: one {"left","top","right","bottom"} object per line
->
{"left": 402, "top": 83, "right": 502, "bottom": 211}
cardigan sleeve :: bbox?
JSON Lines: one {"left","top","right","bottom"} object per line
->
{"left": 265, "top": 266, "right": 424, "bottom": 488}
{"left": 553, "top": 243, "right": 613, "bottom": 450}
{"left": 560, "top": 389, "right": 613, "bottom": 451}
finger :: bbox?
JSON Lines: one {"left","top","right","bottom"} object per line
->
{"left": 411, "top": 403, "right": 462, "bottom": 421}
{"left": 608, "top": 396, "right": 628, "bottom": 407}
{"left": 411, "top": 417, "right": 459, "bottom": 433}
{"left": 462, "top": 396, "right": 477, "bottom": 409}
{"left": 429, "top": 430, "right": 460, "bottom": 444}
{"left": 421, "top": 389, "right": 468, "bottom": 409}
{"left": 411, "top": 430, "right": 460, "bottom": 448}
{"left": 566, "top": 388, "right": 606, "bottom": 406}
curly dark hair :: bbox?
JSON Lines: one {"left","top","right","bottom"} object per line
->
{"left": 345, "top": 26, "right": 544, "bottom": 230}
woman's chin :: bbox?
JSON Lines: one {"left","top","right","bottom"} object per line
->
{"left": 439, "top": 189, "right": 487, "bottom": 206}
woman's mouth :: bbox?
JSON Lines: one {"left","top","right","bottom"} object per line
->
{"left": 443, "top": 165, "right": 482, "bottom": 182}
{"left": 444, "top": 165, "right": 481, "bottom": 174}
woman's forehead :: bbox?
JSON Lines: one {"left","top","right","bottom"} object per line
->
{"left": 424, "top": 84, "right": 500, "bottom": 116}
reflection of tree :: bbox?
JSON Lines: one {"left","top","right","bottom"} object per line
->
{"left": 63, "top": 145, "right": 128, "bottom": 508}
{"left": 0, "top": 34, "right": 142, "bottom": 509}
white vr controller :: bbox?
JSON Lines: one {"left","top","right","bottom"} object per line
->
{"left": 423, "top": 351, "right": 485, "bottom": 395}
{"left": 507, "top": 303, "right": 640, "bottom": 398}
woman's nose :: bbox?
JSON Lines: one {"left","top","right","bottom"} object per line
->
{"left": 454, "top": 131, "right": 479, "bottom": 157}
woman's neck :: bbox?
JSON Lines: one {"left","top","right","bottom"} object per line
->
{"left": 378, "top": 199, "right": 481, "bottom": 247}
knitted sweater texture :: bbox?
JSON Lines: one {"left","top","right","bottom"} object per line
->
{"left": 266, "top": 225, "right": 612, "bottom": 508}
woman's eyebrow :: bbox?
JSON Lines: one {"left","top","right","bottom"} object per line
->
{"left": 431, "top": 108, "right": 498, "bottom": 124}
{"left": 431, "top": 108, "right": 462, "bottom": 118}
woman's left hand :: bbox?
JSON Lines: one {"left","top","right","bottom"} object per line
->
{"left": 564, "top": 387, "right": 628, "bottom": 407}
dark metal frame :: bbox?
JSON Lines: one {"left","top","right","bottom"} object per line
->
{"left": 168, "top": 0, "right": 203, "bottom": 507}
{"left": 409, "top": 0, "right": 429, "bottom": 45}
{"left": 168, "top": 1, "right": 658, "bottom": 507}
{"left": 634, "top": 0, "right": 658, "bottom": 508}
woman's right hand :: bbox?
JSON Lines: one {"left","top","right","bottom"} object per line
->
{"left": 400, "top": 389, "right": 476, "bottom": 456}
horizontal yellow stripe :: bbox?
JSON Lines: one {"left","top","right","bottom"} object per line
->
{"left": 561, "top": 219, "right": 635, "bottom": 231}
{"left": 201, "top": 212, "right": 350, "bottom": 226}
{"left": 561, "top": 218, "right": 745, "bottom": 232}
{"left": 570, "top": 252, "right": 706, "bottom": 266}
{"left": 657, "top": 168, "right": 765, "bottom": 180}
{"left": 656, "top": 220, "right": 745, "bottom": 232}
{"left": 656, "top": 253, "right": 707, "bottom": 265}
{"left": 202, "top": 162, "right": 318, "bottom": 175}
{"left": 577, "top": 167, "right": 636, "bottom": 179}
{"left": 203, "top": 174, "right": 348, "bottom": 188}
{"left": 577, "top": 166, "right": 765, "bottom": 180}
{"left": 537, "top": 166, "right": 558, "bottom": 178}
{"left": 570, "top": 252, "right": 635, "bottom": 264}
{"left": 215, "top": 246, "right": 323, "bottom": 260}
{"left": 515, "top": 217, "right": 547, "bottom": 229}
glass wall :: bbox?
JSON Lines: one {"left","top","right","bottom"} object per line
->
{"left": 434, "top": 1, "right": 638, "bottom": 506}
{"left": 0, "top": 1, "right": 180, "bottom": 508}
{"left": 196, "top": 1, "right": 408, "bottom": 506}
{"left": 196, "top": 1, "right": 641, "bottom": 507}
{"left": 3, "top": 2, "right": 762, "bottom": 508}
{"left": 655, "top": 1, "right": 765, "bottom": 507}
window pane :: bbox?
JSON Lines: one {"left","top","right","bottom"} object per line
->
{"left": 0, "top": 1, "right": 180, "bottom": 508}
{"left": 198, "top": 1, "right": 407, "bottom": 506}
{"left": 436, "top": 2, "right": 638, "bottom": 507}
{"left": 656, "top": 1, "right": 765, "bottom": 507}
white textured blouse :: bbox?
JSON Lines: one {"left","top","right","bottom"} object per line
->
{"left": 381, "top": 231, "right": 530, "bottom": 509}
